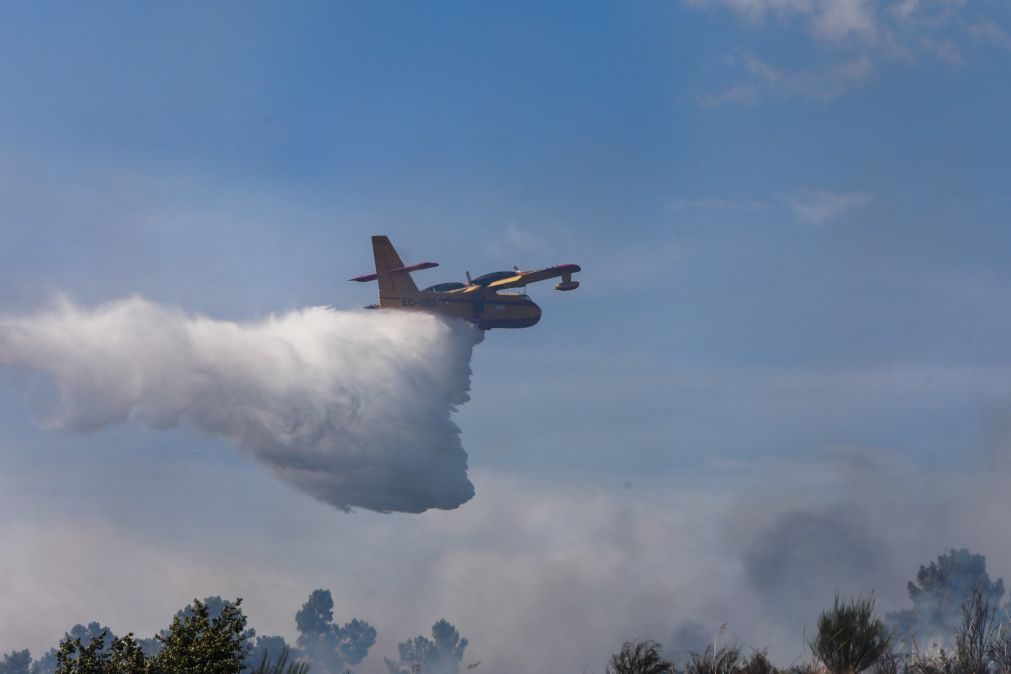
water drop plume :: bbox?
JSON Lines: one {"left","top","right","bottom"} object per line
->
{"left": 0, "top": 296, "right": 482, "bottom": 513}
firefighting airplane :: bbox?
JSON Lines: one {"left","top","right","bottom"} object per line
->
{"left": 350, "top": 235, "right": 581, "bottom": 329}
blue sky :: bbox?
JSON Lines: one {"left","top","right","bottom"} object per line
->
{"left": 2, "top": 2, "right": 1011, "bottom": 672}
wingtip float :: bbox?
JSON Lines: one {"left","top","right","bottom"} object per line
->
{"left": 349, "top": 235, "right": 581, "bottom": 330}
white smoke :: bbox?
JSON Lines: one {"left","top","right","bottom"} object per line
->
{"left": 0, "top": 296, "right": 482, "bottom": 513}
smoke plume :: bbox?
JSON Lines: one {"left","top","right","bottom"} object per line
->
{"left": 742, "top": 504, "right": 890, "bottom": 624}
{"left": 0, "top": 296, "right": 482, "bottom": 513}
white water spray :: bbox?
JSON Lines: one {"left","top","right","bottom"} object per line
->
{"left": 0, "top": 296, "right": 482, "bottom": 513}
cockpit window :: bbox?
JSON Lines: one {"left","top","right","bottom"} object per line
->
{"left": 470, "top": 271, "right": 515, "bottom": 287}
{"left": 422, "top": 282, "right": 466, "bottom": 292}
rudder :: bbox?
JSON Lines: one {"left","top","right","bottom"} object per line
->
{"left": 372, "top": 235, "right": 419, "bottom": 294}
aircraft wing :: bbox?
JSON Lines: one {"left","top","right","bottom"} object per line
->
{"left": 482, "top": 264, "right": 581, "bottom": 291}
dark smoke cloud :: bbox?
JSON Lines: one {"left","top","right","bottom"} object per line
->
{"left": 0, "top": 296, "right": 482, "bottom": 513}
{"left": 741, "top": 504, "right": 894, "bottom": 626}
{"left": 667, "top": 620, "right": 713, "bottom": 661}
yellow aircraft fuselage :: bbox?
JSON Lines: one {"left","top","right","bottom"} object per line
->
{"left": 379, "top": 286, "right": 542, "bottom": 330}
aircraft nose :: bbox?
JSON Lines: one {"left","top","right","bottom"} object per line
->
{"left": 527, "top": 306, "right": 542, "bottom": 326}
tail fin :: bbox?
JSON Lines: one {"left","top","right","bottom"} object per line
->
{"left": 372, "top": 235, "right": 419, "bottom": 294}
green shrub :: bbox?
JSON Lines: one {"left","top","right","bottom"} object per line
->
{"left": 607, "top": 640, "right": 674, "bottom": 674}
{"left": 811, "top": 596, "right": 891, "bottom": 674}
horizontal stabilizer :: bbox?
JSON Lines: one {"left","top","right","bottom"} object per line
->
{"left": 349, "top": 273, "right": 379, "bottom": 282}
{"left": 349, "top": 261, "right": 438, "bottom": 282}
{"left": 390, "top": 261, "right": 439, "bottom": 274}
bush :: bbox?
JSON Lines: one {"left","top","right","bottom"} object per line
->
{"left": 607, "top": 641, "right": 673, "bottom": 674}
{"left": 739, "top": 650, "right": 779, "bottom": 674}
{"left": 953, "top": 588, "right": 999, "bottom": 674}
{"left": 686, "top": 644, "right": 742, "bottom": 674}
{"left": 251, "top": 647, "right": 310, "bottom": 674}
{"left": 811, "top": 596, "right": 891, "bottom": 674}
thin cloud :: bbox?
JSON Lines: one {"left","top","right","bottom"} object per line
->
{"left": 686, "top": 0, "right": 983, "bottom": 46}
{"left": 924, "top": 36, "right": 965, "bottom": 65}
{"left": 811, "top": 0, "right": 878, "bottom": 42}
{"left": 684, "top": 0, "right": 878, "bottom": 43}
{"left": 488, "top": 223, "right": 550, "bottom": 258}
{"left": 686, "top": 0, "right": 1010, "bottom": 104}
{"left": 892, "top": 0, "right": 919, "bottom": 21}
{"left": 700, "top": 53, "right": 873, "bottom": 106}
{"left": 669, "top": 197, "right": 769, "bottom": 215}
{"left": 779, "top": 188, "right": 873, "bottom": 224}
{"left": 966, "top": 16, "right": 1011, "bottom": 50}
